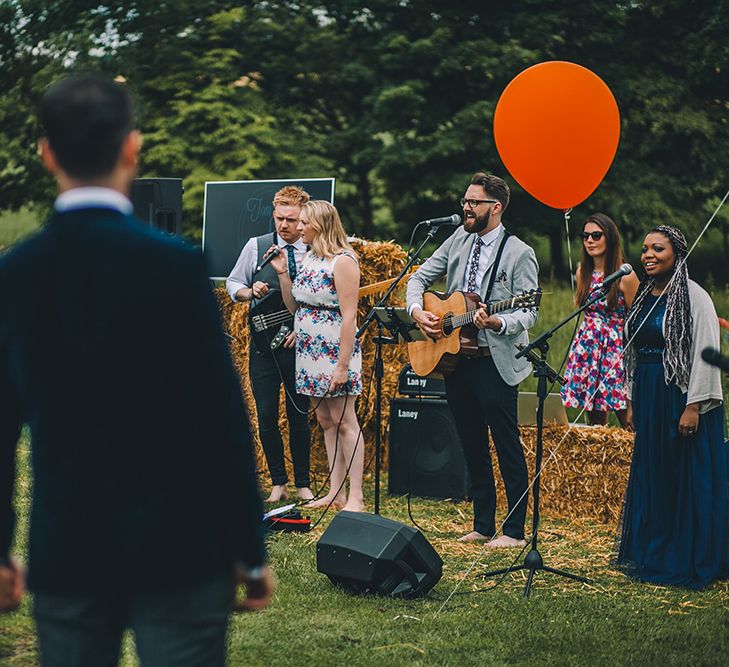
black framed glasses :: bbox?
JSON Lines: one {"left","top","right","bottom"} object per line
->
{"left": 581, "top": 231, "right": 604, "bottom": 241}
{"left": 460, "top": 197, "right": 498, "bottom": 208}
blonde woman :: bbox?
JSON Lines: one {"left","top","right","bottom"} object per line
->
{"left": 270, "top": 200, "right": 364, "bottom": 512}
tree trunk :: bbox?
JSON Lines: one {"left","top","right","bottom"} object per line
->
{"left": 547, "top": 224, "right": 567, "bottom": 280}
{"left": 357, "top": 169, "right": 374, "bottom": 240}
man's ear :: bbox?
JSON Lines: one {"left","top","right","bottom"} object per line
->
{"left": 38, "top": 138, "right": 59, "bottom": 175}
{"left": 120, "top": 130, "right": 143, "bottom": 169}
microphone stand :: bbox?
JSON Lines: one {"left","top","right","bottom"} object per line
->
{"left": 481, "top": 285, "right": 613, "bottom": 596}
{"left": 356, "top": 223, "right": 443, "bottom": 515}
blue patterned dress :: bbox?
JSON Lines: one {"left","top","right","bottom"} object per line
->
{"left": 561, "top": 271, "right": 628, "bottom": 411}
{"left": 291, "top": 252, "right": 362, "bottom": 397}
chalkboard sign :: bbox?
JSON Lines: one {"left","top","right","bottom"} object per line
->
{"left": 202, "top": 178, "right": 335, "bottom": 279}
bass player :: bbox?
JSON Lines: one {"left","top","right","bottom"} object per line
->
{"left": 226, "top": 185, "right": 314, "bottom": 504}
{"left": 406, "top": 172, "right": 539, "bottom": 546}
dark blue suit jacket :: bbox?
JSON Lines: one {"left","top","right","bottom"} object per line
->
{"left": 0, "top": 207, "right": 265, "bottom": 594}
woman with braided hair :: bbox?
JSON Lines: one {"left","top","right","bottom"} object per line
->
{"left": 617, "top": 225, "right": 728, "bottom": 589}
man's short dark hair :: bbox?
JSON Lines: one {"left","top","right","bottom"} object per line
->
{"left": 470, "top": 172, "right": 510, "bottom": 212}
{"left": 40, "top": 74, "right": 135, "bottom": 180}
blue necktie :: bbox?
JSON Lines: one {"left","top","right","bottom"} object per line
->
{"left": 466, "top": 237, "right": 484, "bottom": 293}
{"left": 285, "top": 245, "right": 297, "bottom": 279}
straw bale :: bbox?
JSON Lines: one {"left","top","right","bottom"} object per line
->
{"left": 508, "top": 425, "right": 633, "bottom": 527}
{"left": 215, "top": 240, "right": 635, "bottom": 526}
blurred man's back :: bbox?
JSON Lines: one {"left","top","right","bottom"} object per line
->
{"left": 0, "top": 74, "right": 273, "bottom": 667}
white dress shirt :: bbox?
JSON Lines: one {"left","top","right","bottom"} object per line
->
{"left": 55, "top": 186, "right": 133, "bottom": 214}
{"left": 461, "top": 223, "right": 503, "bottom": 292}
{"left": 226, "top": 234, "right": 307, "bottom": 301}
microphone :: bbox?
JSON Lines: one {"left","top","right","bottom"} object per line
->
{"left": 701, "top": 347, "right": 729, "bottom": 373}
{"left": 598, "top": 263, "right": 633, "bottom": 290}
{"left": 421, "top": 213, "right": 462, "bottom": 227}
{"left": 255, "top": 246, "right": 281, "bottom": 273}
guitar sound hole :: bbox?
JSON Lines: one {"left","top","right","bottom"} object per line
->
{"left": 442, "top": 316, "right": 453, "bottom": 336}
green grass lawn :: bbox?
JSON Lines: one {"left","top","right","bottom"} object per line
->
{"left": 2, "top": 432, "right": 728, "bottom": 666}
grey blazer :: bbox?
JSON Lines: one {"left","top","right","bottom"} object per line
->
{"left": 406, "top": 225, "right": 539, "bottom": 386}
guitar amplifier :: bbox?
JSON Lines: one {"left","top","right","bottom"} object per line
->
{"left": 397, "top": 364, "right": 446, "bottom": 398}
{"left": 388, "top": 398, "right": 469, "bottom": 500}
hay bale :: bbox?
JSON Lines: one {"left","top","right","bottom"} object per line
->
{"left": 507, "top": 425, "right": 633, "bottom": 527}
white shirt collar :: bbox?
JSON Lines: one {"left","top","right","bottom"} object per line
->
{"left": 477, "top": 222, "right": 503, "bottom": 246}
{"left": 55, "top": 187, "right": 133, "bottom": 215}
{"left": 276, "top": 234, "right": 307, "bottom": 251}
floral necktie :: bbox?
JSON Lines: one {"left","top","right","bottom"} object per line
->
{"left": 466, "top": 236, "right": 484, "bottom": 293}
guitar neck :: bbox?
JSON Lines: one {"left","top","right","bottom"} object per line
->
{"left": 448, "top": 296, "right": 519, "bottom": 330}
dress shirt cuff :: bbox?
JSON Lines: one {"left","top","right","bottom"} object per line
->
{"left": 408, "top": 303, "right": 422, "bottom": 317}
{"left": 236, "top": 563, "right": 267, "bottom": 580}
{"left": 496, "top": 316, "right": 507, "bottom": 335}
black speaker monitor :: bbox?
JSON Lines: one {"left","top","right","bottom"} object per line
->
{"left": 131, "top": 178, "right": 183, "bottom": 235}
{"left": 388, "top": 398, "right": 469, "bottom": 500}
{"left": 316, "top": 511, "right": 442, "bottom": 599}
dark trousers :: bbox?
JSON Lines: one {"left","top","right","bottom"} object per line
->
{"left": 249, "top": 347, "right": 311, "bottom": 487}
{"left": 33, "top": 576, "right": 232, "bottom": 667}
{"left": 444, "top": 355, "right": 528, "bottom": 539}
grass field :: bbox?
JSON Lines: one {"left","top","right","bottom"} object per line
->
{"left": 1, "top": 434, "right": 728, "bottom": 666}
{"left": 1, "top": 210, "right": 728, "bottom": 665}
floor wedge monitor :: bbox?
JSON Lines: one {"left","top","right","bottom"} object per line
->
{"left": 316, "top": 511, "right": 442, "bottom": 599}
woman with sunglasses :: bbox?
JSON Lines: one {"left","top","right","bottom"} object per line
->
{"left": 561, "top": 213, "right": 639, "bottom": 426}
{"left": 616, "top": 225, "right": 726, "bottom": 589}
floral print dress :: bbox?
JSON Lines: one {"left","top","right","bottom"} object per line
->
{"left": 291, "top": 251, "right": 362, "bottom": 397}
{"left": 561, "top": 270, "right": 628, "bottom": 412}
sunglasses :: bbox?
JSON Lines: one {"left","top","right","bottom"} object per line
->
{"left": 581, "top": 231, "right": 604, "bottom": 241}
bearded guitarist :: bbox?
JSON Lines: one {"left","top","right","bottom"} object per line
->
{"left": 226, "top": 186, "right": 313, "bottom": 504}
{"left": 406, "top": 173, "right": 539, "bottom": 547}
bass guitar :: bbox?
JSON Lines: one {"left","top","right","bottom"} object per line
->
{"left": 407, "top": 289, "right": 542, "bottom": 377}
{"left": 249, "top": 268, "right": 420, "bottom": 353}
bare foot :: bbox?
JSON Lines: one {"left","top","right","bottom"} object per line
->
{"left": 485, "top": 535, "right": 526, "bottom": 548}
{"left": 340, "top": 499, "right": 365, "bottom": 512}
{"left": 457, "top": 531, "right": 492, "bottom": 543}
{"left": 265, "top": 485, "right": 288, "bottom": 503}
{"left": 296, "top": 487, "right": 314, "bottom": 501}
{"left": 305, "top": 495, "right": 346, "bottom": 510}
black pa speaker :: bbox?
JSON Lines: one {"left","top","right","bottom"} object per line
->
{"left": 131, "top": 178, "right": 183, "bottom": 235}
{"left": 316, "top": 511, "right": 442, "bottom": 599}
{"left": 388, "top": 398, "right": 470, "bottom": 500}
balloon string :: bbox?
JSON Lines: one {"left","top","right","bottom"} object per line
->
{"left": 564, "top": 208, "right": 575, "bottom": 293}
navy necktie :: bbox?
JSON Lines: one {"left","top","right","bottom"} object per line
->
{"left": 285, "top": 245, "right": 297, "bottom": 279}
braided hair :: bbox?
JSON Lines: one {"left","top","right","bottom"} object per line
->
{"left": 625, "top": 225, "right": 693, "bottom": 388}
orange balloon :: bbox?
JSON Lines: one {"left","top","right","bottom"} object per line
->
{"left": 494, "top": 61, "right": 620, "bottom": 210}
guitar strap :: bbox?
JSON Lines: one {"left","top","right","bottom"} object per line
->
{"left": 483, "top": 228, "right": 511, "bottom": 302}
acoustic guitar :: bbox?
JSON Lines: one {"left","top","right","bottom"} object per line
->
{"left": 407, "top": 289, "right": 542, "bottom": 377}
{"left": 249, "top": 268, "right": 420, "bottom": 353}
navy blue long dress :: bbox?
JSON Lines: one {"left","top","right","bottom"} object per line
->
{"left": 617, "top": 293, "right": 728, "bottom": 589}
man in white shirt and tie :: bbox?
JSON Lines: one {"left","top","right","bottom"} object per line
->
{"left": 227, "top": 186, "right": 314, "bottom": 503}
{"left": 406, "top": 173, "right": 539, "bottom": 546}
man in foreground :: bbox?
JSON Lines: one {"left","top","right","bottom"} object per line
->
{"left": 0, "top": 74, "right": 272, "bottom": 666}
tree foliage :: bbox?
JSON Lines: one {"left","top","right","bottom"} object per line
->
{"left": 1, "top": 0, "right": 727, "bottom": 276}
